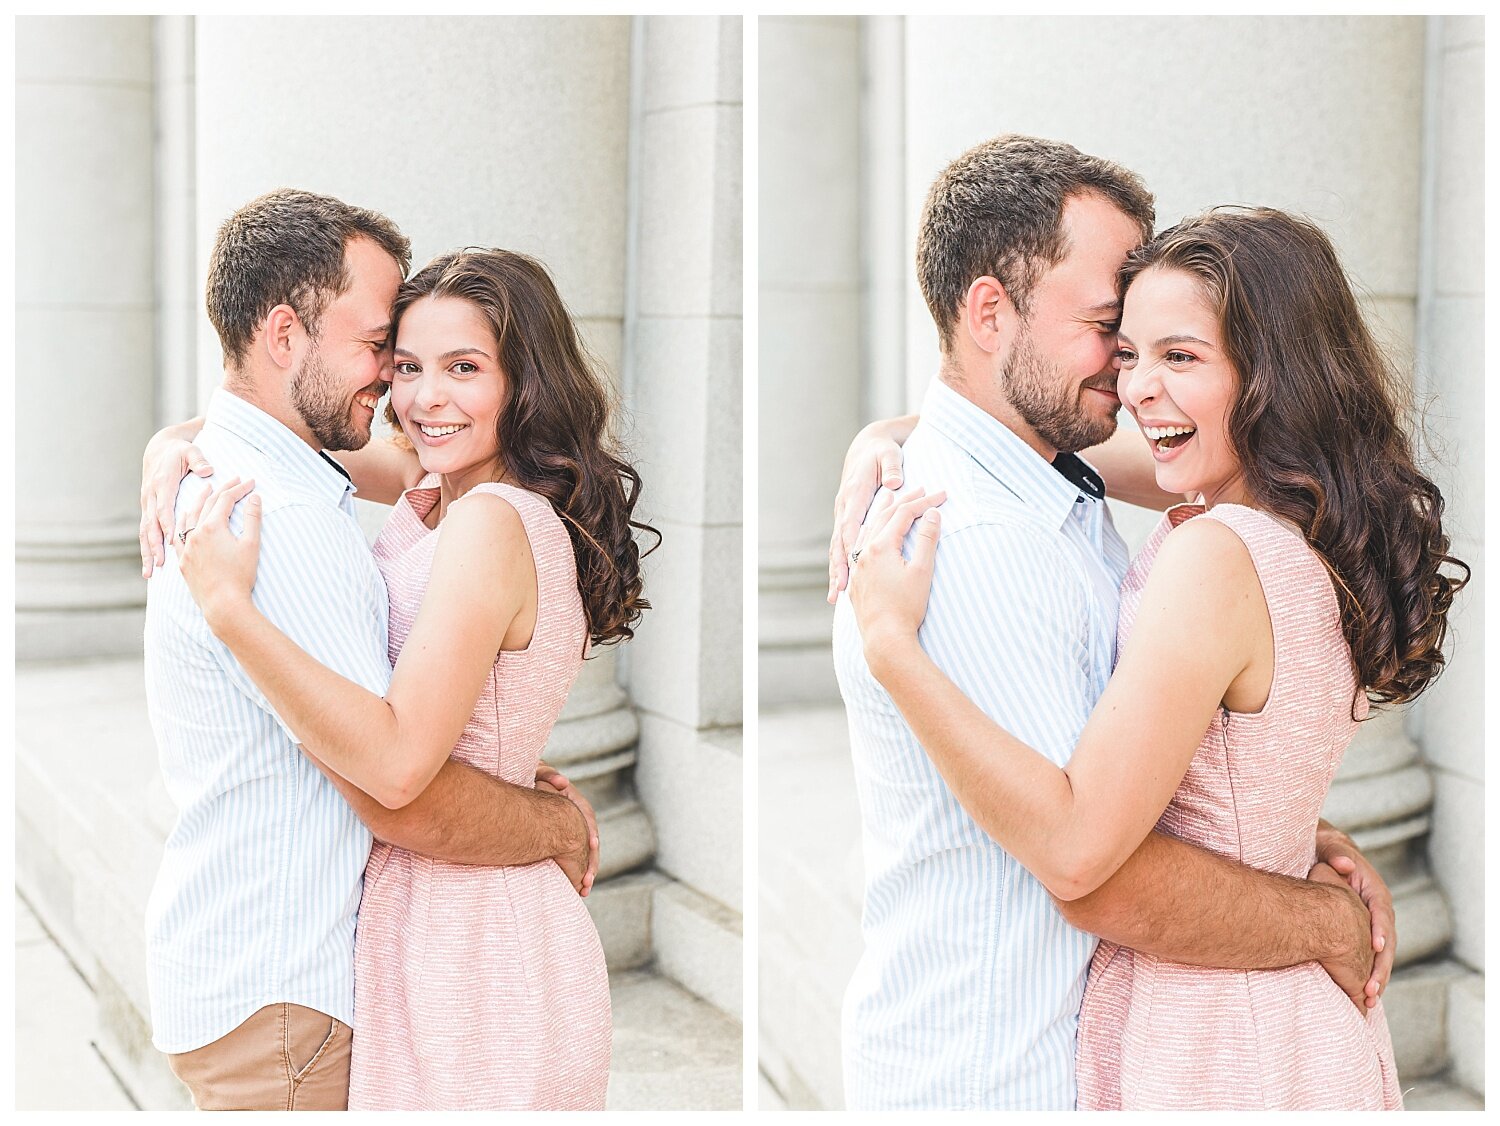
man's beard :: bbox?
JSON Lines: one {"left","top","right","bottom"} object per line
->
{"left": 289, "top": 346, "right": 375, "bottom": 452}
{"left": 1001, "top": 330, "right": 1119, "bottom": 453}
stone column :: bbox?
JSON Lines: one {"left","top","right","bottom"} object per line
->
{"left": 621, "top": 15, "right": 744, "bottom": 1019}
{"left": 1407, "top": 14, "right": 1485, "bottom": 1097}
{"left": 152, "top": 16, "right": 197, "bottom": 427}
{"left": 16, "top": 16, "right": 157, "bottom": 659}
{"left": 189, "top": 14, "right": 651, "bottom": 961}
{"left": 758, "top": 16, "right": 865, "bottom": 707}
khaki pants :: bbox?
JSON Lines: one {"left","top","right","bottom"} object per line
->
{"left": 166, "top": 1003, "right": 351, "bottom": 1111}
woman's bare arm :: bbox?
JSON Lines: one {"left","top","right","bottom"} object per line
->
{"left": 853, "top": 501, "right": 1265, "bottom": 901}
{"left": 186, "top": 487, "right": 536, "bottom": 809}
{"left": 322, "top": 430, "right": 425, "bottom": 505}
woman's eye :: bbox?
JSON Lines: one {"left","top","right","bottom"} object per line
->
{"left": 1166, "top": 350, "right": 1194, "bottom": 364}
{"left": 1115, "top": 348, "right": 1137, "bottom": 364}
{"left": 452, "top": 361, "right": 478, "bottom": 375}
{"left": 394, "top": 362, "right": 419, "bottom": 376}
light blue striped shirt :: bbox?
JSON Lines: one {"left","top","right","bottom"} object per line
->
{"left": 143, "top": 389, "right": 391, "bottom": 1053}
{"left": 834, "top": 378, "right": 1130, "bottom": 1109}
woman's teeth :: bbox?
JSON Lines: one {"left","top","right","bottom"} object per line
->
{"left": 1143, "top": 424, "right": 1195, "bottom": 450}
{"left": 419, "top": 423, "right": 467, "bottom": 437}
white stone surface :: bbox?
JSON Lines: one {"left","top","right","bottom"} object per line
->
{"left": 757, "top": 705, "right": 863, "bottom": 1110}
{"left": 642, "top": 15, "right": 740, "bottom": 114}
{"left": 1421, "top": 298, "right": 1485, "bottom": 544}
{"left": 16, "top": 87, "right": 155, "bottom": 304}
{"left": 629, "top": 315, "right": 742, "bottom": 529}
{"left": 635, "top": 105, "right": 743, "bottom": 319}
{"left": 1443, "top": 15, "right": 1484, "bottom": 50}
{"left": 651, "top": 879, "right": 743, "bottom": 1020}
{"left": 757, "top": 289, "right": 862, "bottom": 558}
{"left": 17, "top": 310, "right": 157, "bottom": 534}
{"left": 1385, "top": 959, "right": 1469, "bottom": 1081}
{"left": 1432, "top": 33, "right": 1484, "bottom": 297}
{"left": 628, "top": 522, "right": 741, "bottom": 732}
{"left": 15, "top": 14, "right": 153, "bottom": 83}
{"left": 607, "top": 969, "right": 742, "bottom": 1110}
{"left": 633, "top": 717, "right": 742, "bottom": 913}
{"left": 1447, "top": 971, "right": 1484, "bottom": 1096}
{"left": 15, "top": 894, "right": 136, "bottom": 1112}
{"left": 152, "top": 15, "right": 200, "bottom": 428}
{"left": 757, "top": 18, "right": 864, "bottom": 710}
{"left": 1426, "top": 769, "right": 1485, "bottom": 970}
{"left": 15, "top": 16, "right": 160, "bottom": 659}
{"left": 1417, "top": 537, "right": 1483, "bottom": 780}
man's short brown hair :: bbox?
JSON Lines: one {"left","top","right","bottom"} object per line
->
{"left": 205, "top": 188, "right": 412, "bottom": 368}
{"left": 916, "top": 134, "right": 1155, "bottom": 351}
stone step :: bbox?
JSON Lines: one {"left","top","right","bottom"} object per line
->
{"left": 587, "top": 869, "right": 667, "bottom": 970}
{"left": 1403, "top": 1077, "right": 1484, "bottom": 1110}
{"left": 607, "top": 968, "right": 742, "bottom": 1110}
{"left": 1383, "top": 960, "right": 1484, "bottom": 1088}
{"left": 17, "top": 891, "right": 740, "bottom": 1111}
{"left": 651, "top": 878, "right": 743, "bottom": 1020}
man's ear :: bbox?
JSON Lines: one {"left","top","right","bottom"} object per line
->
{"left": 261, "top": 303, "right": 304, "bottom": 371}
{"left": 963, "top": 275, "right": 1020, "bottom": 356}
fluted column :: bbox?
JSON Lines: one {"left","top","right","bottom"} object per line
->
{"left": 16, "top": 16, "right": 157, "bottom": 659}
{"left": 758, "top": 16, "right": 864, "bottom": 707}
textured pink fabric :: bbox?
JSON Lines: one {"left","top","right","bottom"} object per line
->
{"left": 1075, "top": 503, "right": 1401, "bottom": 1111}
{"left": 347, "top": 478, "right": 610, "bottom": 1110}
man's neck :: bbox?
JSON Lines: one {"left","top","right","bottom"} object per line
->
{"left": 937, "top": 362, "right": 1058, "bottom": 463}
{"left": 222, "top": 372, "right": 320, "bottom": 451}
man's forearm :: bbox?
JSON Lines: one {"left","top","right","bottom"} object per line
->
{"left": 1055, "top": 830, "right": 1357, "bottom": 968}
{"left": 313, "top": 753, "right": 583, "bottom": 866}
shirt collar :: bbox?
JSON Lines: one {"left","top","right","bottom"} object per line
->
{"left": 921, "top": 378, "right": 1104, "bottom": 531}
{"left": 204, "top": 389, "right": 355, "bottom": 506}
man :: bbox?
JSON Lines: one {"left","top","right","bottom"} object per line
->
{"left": 141, "top": 189, "right": 596, "bottom": 1110}
{"left": 830, "top": 136, "right": 1390, "bottom": 1110}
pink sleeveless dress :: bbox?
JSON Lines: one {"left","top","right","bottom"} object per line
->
{"left": 347, "top": 477, "right": 611, "bottom": 1110}
{"left": 1075, "top": 503, "right": 1401, "bottom": 1111}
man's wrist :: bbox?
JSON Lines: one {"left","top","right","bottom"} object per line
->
{"left": 1312, "top": 880, "right": 1363, "bottom": 961}
{"left": 543, "top": 786, "right": 588, "bottom": 858}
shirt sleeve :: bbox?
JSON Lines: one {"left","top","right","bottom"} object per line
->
{"left": 919, "top": 520, "right": 1096, "bottom": 769}
{"left": 208, "top": 501, "right": 392, "bottom": 743}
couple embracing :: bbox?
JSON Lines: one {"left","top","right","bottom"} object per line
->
{"left": 140, "top": 189, "right": 654, "bottom": 1110}
{"left": 830, "top": 135, "right": 1466, "bottom": 1110}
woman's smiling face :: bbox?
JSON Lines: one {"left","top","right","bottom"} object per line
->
{"left": 1117, "top": 266, "right": 1248, "bottom": 507}
{"left": 390, "top": 294, "right": 507, "bottom": 483}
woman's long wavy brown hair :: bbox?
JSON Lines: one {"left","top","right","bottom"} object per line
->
{"left": 390, "top": 249, "right": 659, "bottom": 649}
{"left": 1119, "top": 207, "right": 1468, "bottom": 708}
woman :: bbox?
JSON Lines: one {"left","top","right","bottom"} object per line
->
{"left": 841, "top": 208, "right": 1465, "bottom": 1109}
{"left": 158, "top": 250, "right": 654, "bottom": 1109}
